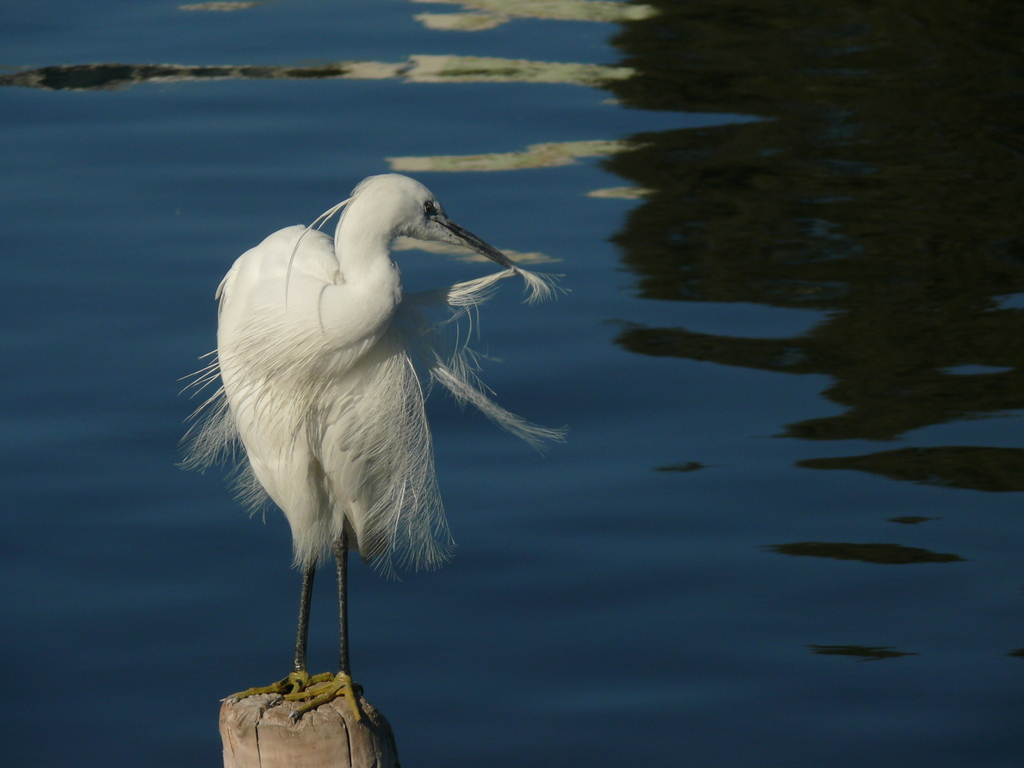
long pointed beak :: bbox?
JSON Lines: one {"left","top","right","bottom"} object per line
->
{"left": 437, "top": 217, "right": 517, "bottom": 270}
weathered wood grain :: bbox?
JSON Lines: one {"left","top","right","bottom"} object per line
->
{"left": 220, "top": 693, "right": 399, "bottom": 768}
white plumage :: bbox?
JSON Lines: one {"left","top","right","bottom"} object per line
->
{"left": 184, "top": 174, "right": 562, "bottom": 573}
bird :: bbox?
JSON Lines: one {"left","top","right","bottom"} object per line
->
{"left": 183, "top": 173, "right": 563, "bottom": 720}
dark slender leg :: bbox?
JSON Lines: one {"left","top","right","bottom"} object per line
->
{"left": 332, "top": 529, "right": 351, "bottom": 676}
{"left": 293, "top": 562, "right": 316, "bottom": 674}
{"left": 230, "top": 561, "right": 318, "bottom": 704}
{"left": 284, "top": 530, "right": 361, "bottom": 721}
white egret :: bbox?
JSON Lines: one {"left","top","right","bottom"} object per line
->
{"left": 183, "top": 173, "right": 562, "bottom": 720}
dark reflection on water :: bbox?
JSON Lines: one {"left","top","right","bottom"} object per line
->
{"left": 809, "top": 644, "right": 917, "bottom": 661}
{"left": 801, "top": 446, "right": 1024, "bottom": 492}
{"left": 600, "top": 4, "right": 1024, "bottom": 730}
{"left": 655, "top": 460, "right": 705, "bottom": 472}
{"left": 768, "top": 541, "right": 964, "bottom": 564}
{"left": 604, "top": 0, "right": 1024, "bottom": 446}
{"left": 0, "top": 57, "right": 624, "bottom": 92}
{"left": 888, "top": 515, "right": 940, "bottom": 525}
{"left": 0, "top": 62, "right": 358, "bottom": 90}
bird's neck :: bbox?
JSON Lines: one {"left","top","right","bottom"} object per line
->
{"left": 333, "top": 208, "right": 400, "bottom": 287}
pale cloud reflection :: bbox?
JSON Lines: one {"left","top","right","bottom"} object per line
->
{"left": 388, "top": 140, "right": 631, "bottom": 172}
{"left": 0, "top": 56, "right": 633, "bottom": 91}
{"left": 411, "top": 0, "right": 656, "bottom": 31}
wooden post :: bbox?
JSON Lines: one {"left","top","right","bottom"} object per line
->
{"left": 220, "top": 694, "right": 400, "bottom": 768}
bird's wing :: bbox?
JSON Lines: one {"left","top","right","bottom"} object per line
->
{"left": 315, "top": 330, "right": 451, "bottom": 573}
{"left": 183, "top": 227, "right": 346, "bottom": 525}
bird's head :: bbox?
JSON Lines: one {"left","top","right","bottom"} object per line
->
{"left": 346, "top": 173, "right": 516, "bottom": 270}
{"left": 284, "top": 173, "right": 557, "bottom": 306}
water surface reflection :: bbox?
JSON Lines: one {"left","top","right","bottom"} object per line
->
{"left": 605, "top": 1, "right": 1024, "bottom": 447}
{"left": 3, "top": 1, "right": 1022, "bottom": 766}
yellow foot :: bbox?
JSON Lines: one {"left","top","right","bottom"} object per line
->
{"left": 230, "top": 670, "right": 333, "bottom": 702}
{"left": 284, "top": 672, "right": 363, "bottom": 722}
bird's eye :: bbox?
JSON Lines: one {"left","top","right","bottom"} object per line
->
{"left": 423, "top": 201, "right": 437, "bottom": 217}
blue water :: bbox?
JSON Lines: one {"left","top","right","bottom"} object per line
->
{"left": 3, "top": 2, "right": 1023, "bottom": 767}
